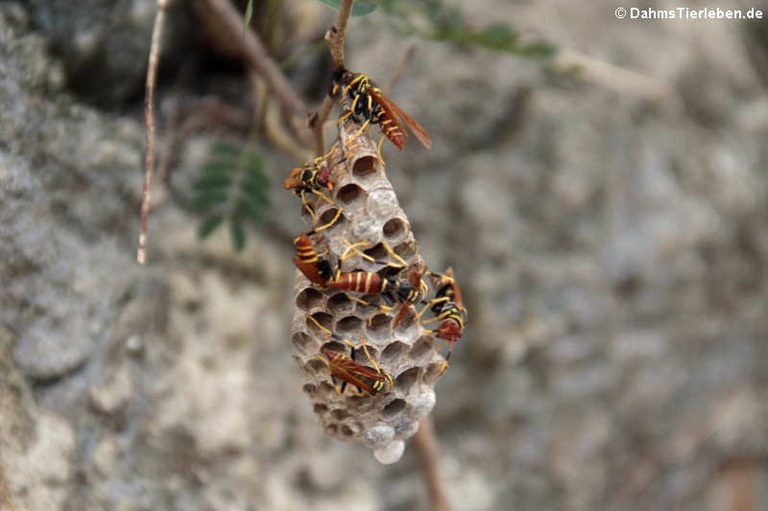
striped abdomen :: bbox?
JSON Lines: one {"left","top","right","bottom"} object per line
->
{"left": 293, "top": 233, "right": 333, "bottom": 285}
{"left": 327, "top": 271, "right": 386, "bottom": 294}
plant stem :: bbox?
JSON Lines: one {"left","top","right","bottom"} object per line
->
{"left": 203, "top": 0, "right": 313, "bottom": 146}
{"left": 414, "top": 417, "right": 451, "bottom": 511}
{"left": 312, "top": 0, "right": 355, "bottom": 154}
{"left": 137, "top": 0, "right": 170, "bottom": 264}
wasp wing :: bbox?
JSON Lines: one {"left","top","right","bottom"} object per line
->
{"left": 323, "top": 350, "right": 382, "bottom": 396}
{"left": 369, "top": 87, "right": 432, "bottom": 150}
{"left": 283, "top": 166, "right": 305, "bottom": 190}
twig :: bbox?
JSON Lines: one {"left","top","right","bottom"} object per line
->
{"left": 327, "top": 0, "right": 355, "bottom": 72}
{"left": 203, "top": 0, "right": 313, "bottom": 146}
{"left": 311, "top": 0, "right": 355, "bottom": 152}
{"left": 310, "top": 95, "right": 335, "bottom": 156}
{"left": 245, "top": 70, "right": 309, "bottom": 161}
{"left": 554, "top": 49, "right": 673, "bottom": 102}
{"left": 137, "top": 0, "right": 170, "bottom": 264}
{"left": 158, "top": 97, "right": 252, "bottom": 185}
{"left": 414, "top": 418, "right": 451, "bottom": 511}
{"left": 383, "top": 44, "right": 417, "bottom": 92}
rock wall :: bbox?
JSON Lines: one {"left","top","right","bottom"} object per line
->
{"left": 2, "top": 1, "right": 767, "bottom": 510}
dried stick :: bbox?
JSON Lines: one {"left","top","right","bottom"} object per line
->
{"left": 311, "top": 0, "right": 355, "bottom": 153}
{"left": 311, "top": 95, "right": 335, "bottom": 156}
{"left": 383, "top": 44, "right": 417, "bottom": 92}
{"left": 414, "top": 417, "right": 451, "bottom": 511}
{"left": 554, "top": 49, "right": 673, "bottom": 102}
{"left": 203, "top": 0, "right": 313, "bottom": 146}
{"left": 328, "top": 0, "right": 354, "bottom": 72}
{"left": 137, "top": 0, "right": 170, "bottom": 264}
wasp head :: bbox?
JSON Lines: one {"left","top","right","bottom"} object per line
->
{"left": 436, "top": 318, "right": 463, "bottom": 344}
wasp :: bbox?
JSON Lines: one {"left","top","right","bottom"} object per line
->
{"left": 307, "top": 317, "right": 394, "bottom": 397}
{"left": 284, "top": 150, "right": 344, "bottom": 220}
{"left": 293, "top": 235, "right": 428, "bottom": 324}
{"left": 293, "top": 232, "right": 335, "bottom": 285}
{"left": 327, "top": 267, "right": 425, "bottom": 310}
{"left": 419, "top": 268, "right": 467, "bottom": 370}
{"left": 291, "top": 209, "right": 344, "bottom": 285}
{"left": 327, "top": 241, "right": 429, "bottom": 325}
{"left": 332, "top": 68, "right": 432, "bottom": 154}
{"left": 321, "top": 344, "right": 394, "bottom": 397}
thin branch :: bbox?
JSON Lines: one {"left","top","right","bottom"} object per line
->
{"left": 328, "top": 0, "right": 354, "bottom": 72}
{"left": 158, "top": 97, "right": 252, "bottom": 185}
{"left": 310, "top": 95, "right": 335, "bottom": 156}
{"left": 383, "top": 44, "right": 417, "bottom": 92}
{"left": 554, "top": 49, "right": 673, "bottom": 103}
{"left": 137, "top": 0, "right": 170, "bottom": 264}
{"left": 312, "top": 0, "right": 355, "bottom": 152}
{"left": 203, "top": 0, "right": 313, "bottom": 146}
{"left": 414, "top": 418, "right": 451, "bottom": 511}
{"left": 245, "top": 70, "right": 309, "bottom": 161}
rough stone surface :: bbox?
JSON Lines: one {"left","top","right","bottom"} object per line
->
{"left": 22, "top": 0, "right": 193, "bottom": 106}
{"left": 3, "top": 0, "right": 768, "bottom": 510}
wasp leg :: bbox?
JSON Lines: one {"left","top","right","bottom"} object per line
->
{"left": 339, "top": 240, "right": 377, "bottom": 264}
{"left": 299, "top": 190, "right": 319, "bottom": 221}
{"left": 312, "top": 189, "right": 335, "bottom": 206}
{"left": 353, "top": 339, "right": 395, "bottom": 390}
{"left": 420, "top": 307, "right": 454, "bottom": 326}
{"left": 378, "top": 240, "right": 410, "bottom": 269}
{"left": 337, "top": 108, "right": 353, "bottom": 126}
{"left": 307, "top": 314, "right": 333, "bottom": 336}
{"left": 416, "top": 296, "right": 450, "bottom": 319}
{"left": 312, "top": 206, "right": 344, "bottom": 234}
{"left": 392, "top": 302, "right": 415, "bottom": 328}
{"left": 428, "top": 337, "right": 455, "bottom": 374}
{"left": 376, "top": 135, "right": 386, "bottom": 160}
{"left": 344, "top": 119, "right": 370, "bottom": 148}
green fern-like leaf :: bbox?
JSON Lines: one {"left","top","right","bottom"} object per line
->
{"left": 379, "top": 0, "right": 556, "bottom": 61}
{"left": 191, "top": 141, "right": 270, "bottom": 252}
{"left": 230, "top": 218, "right": 247, "bottom": 252}
{"left": 198, "top": 215, "right": 225, "bottom": 240}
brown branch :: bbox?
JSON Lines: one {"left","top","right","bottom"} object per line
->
{"left": 311, "top": 0, "right": 355, "bottom": 153}
{"left": 327, "top": 0, "right": 354, "bottom": 72}
{"left": 203, "top": 0, "right": 313, "bottom": 146}
{"left": 414, "top": 418, "right": 451, "bottom": 511}
{"left": 383, "top": 44, "right": 417, "bottom": 92}
{"left": 310, "top": 95, "right": 335, "bottom": 156}
{"left": 554, "top": 49, "right": 672, "bottom": 102}
{"left": 158, "top": 97, "right": 252, "bottom": 185}
{"left": 137, "top": 0, "right": 170, "bottom": 264}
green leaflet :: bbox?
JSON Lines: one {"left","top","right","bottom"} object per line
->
{"left": 191, "top": 141, "right": 270, "bottom": 252}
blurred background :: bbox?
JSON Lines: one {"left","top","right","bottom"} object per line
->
{"left": 1, "top": 0, "right": 767, "bottom": 510}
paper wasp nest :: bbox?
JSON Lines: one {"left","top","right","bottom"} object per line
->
{"left": 291, "top": 120, "right": 446, "bottom": 464}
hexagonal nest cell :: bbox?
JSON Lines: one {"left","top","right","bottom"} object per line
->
{"left": 290, "top": 120, "right": 450, "bottom": 464}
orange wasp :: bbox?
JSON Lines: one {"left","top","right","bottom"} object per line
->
{"left": 293, "top": 232, "right": 335, "bottom": 286}
{"left": 325, "top": 240, "right": 428, "bottom": 325}
{"left": 291, "top": 209, "right": 344, "bottom": 285}
{"left": 321, "top": 345, "right": 394, "bottom": 397}
{"left": 308, "top": 324, "right": 394, "bottom": 397}
{"left": 419, "top": 268, "right": 467, "bottom": 369}
{"left": 327, "top": 266, "right": 426, "bottom": 326}
{"left": 333, "top": 68, "right": 432, "bottom": 153}
{"left": 284, "top": 151, "right": 343, "bottom": 220}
